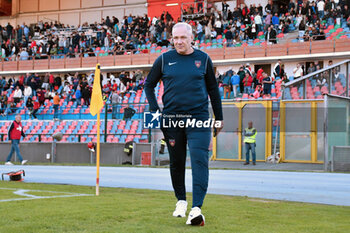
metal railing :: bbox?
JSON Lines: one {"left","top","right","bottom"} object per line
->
{"left": 0, "top": 133, "right": 148, "bottom": 143}
{"left": 0, "top": 103, "right": 149, "bottom": 121}
{"left": 283, "top": 59, "right": 350, "bottom": 99}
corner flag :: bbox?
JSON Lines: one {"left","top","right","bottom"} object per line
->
{"left": 90, "top": 64, "right": 103, "bottom": 196}
{"left": 90, "top": 64, "right": 103, "bottom": 116}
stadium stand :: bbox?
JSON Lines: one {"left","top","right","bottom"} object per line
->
{"left": 0, "top": 0, "right": 349, "bottom": 147}
{"left": 0, "top": 119, "right": 149, "bottom": 143}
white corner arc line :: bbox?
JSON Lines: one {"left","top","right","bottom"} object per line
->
{"left": 0, "top": 188, "right": 93, "bottom": 203}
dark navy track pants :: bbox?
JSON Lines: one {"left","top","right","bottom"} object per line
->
{"left": 162, "top": 126, "right": 211, "bottom": 208}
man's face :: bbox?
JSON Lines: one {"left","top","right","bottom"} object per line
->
{"left": 172, "top": 26, "right": 193, "bottom": 55}
{"left": 15, "top": 115, "right": 21, "bottom": 122}
{"left": 248, "top": 122, "right": 253, "bottom": 128}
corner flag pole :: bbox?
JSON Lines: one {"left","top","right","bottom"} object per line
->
{"left": 89, "top": 63, "right": 104, "bottom": 196}
{"left": 96, "top": 112, "right": 101, "bottom": 196}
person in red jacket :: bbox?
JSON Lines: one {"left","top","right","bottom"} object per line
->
{"left": 243, "top": 72, "right": 253, "bottom": 94}
{"left": 32, "top": 99, "right": 40, "bottom": 119}
{"left": 5, "top": 114, "right": 27, "bottom": 165}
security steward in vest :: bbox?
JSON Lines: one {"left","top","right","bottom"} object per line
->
{"left": 243, "top": 121, "right": 257, "bottom": 165}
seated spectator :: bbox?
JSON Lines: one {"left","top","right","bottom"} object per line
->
{"left": 252, "top": 85, "right": 263, "bottom": 99}
{"left": 26, "top": 97, "right": 34, "bottom": 118}
{"left": 3, "top": 97, "right": 16, "bottom": 116}
{"left": 314, "top": 29, "right": 326, "bottom": 40}
{"left": 303, "top": 30, "right": 310, "bottom": 41}
{"left": 0, "top": 91, "right": 8, "bottom": 106}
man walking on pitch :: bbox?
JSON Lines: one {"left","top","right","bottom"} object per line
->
{"left": 243, "top": 121, "right": 257, "bottom": 165}
{"left": 5, "top": 114, "right": 27, "bottom": 165}
{"left": 145, "top": 22, "right": 223, "bottom": 226}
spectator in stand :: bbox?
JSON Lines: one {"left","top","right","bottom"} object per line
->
{"left": 54, "top": 76, "right": 62, "bottom": 92}
{"left": 262, "top": 72, "right": 273, "bottom": 98}
{"left": 222, "top": 70, "right": 232, "bottom": 99}
{"left": 0, "top": 91, "right": 8, "bottom": 111}
{"left": 37, "top": 88, "right": 45, "bottom": 106}
{"left": 280, "top": 64, "right": 286, "bottom": 79}
{"left": 273, "top": 60, "right": 282, "bottom": 79}
{"left": 32, "top": 98, "right": 40, "bottom": 119}
{"left": 256, "top": 67, "right": 264, "bottom": 84}
{"left": 237, "top": 66, "right": 246, "bottom": 95}
{"left": 0, "top": 77, "right": 6, "bottom": 93}
{"left": 230, "top": 71, "right": 240, "bottom": 98}
{"left": 110, "top": 90, "right": 122, "bottom": 119}
{"left": 318, "top": 0, "right": 326, "bottom": 19}
{"left": 272, "top": 13, "right": 280, "bottom": 31}
{"left": 75, "top": 85, "right": 82, "bottom": 106}
{"left": 243, "top": 72, "right": 253, "bottom": 94}
{"left": 264, "top": 12, "right": 272, "bottom": 30}
{"left": 307, "top": 62, "right": 316, "bottom": 74}
{"left": 254, "top": 13, "right": 263, "bottom": 33}
{"left": 265, "top": 25, "right": 277, "bottom": 44}
{"left": 119, "top": 81, "right": 127, "bottom": 98}
{"left": 298, "top": 20, "right": 306, "bottom": 40}
{"left": 53, "top": 91, "right": 60, "bottom": 120}
{"left": 23, "top": 84, "right": 32, "bottom": 104}
{"left": 63, "top": 82, "right": 71, "bottom": 102}
{"left": 42, "top": 73, "right": 50, "bottom": 90}
{"left": 13, "top": 85, "right": 22, "bottom": 103}
{"left": 82, "top": 85, "right": 90, "bottom": 106}
{"left": 252, "top": 84, "right": 263, "bottom": 99}
{"left": 26, "top": 97, "right": 34, "bottom": 119}
{"left": 19, "top": 48, "right": 29, "bottom": 60}
{"left": 281, "top": 74, "right": 290, "bottom": 84}
{"left": 293, "top": 63, "right": 304, "bottom": 79}
{"left": 49, "top": 73, "right": 55, "bottom": 91}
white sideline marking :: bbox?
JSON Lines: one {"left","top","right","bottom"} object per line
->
{"left": 0, "top": 188, "right": 93, "bottom": 202}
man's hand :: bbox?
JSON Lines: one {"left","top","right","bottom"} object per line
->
{"left": 213, "top": 120, "right": 224, "bottom": 137}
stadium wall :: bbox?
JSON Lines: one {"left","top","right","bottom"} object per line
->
{"left": 0, "top": 142, "right": 151, "bottom": 165}
{"left": 0, "top": 0, "right": 147, "bottom": 26}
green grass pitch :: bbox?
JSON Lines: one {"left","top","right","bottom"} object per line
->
{"left": 0, "top": 181, "right": 349, "bottom": 233}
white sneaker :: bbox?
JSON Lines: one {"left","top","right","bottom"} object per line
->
{"left": 186, "top": 207, "right": 205, "bottom": 226}
{"left": 21, "top": 160, "right": 28, "bottom": 165}
{"left": 5, "top": 161, "right": 14, "bottom": 165}
{"left": 172, "top": 200, "right": 188, "bottom": 218}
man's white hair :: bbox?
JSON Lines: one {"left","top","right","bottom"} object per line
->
{"left": 172, "top": 22, "right": 193, "bottom": 35}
